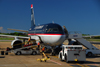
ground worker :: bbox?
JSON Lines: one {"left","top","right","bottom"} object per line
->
{"left": 42, "top": 46, "right": 45, "bottom": 58}
{"left": 42, "top": 46, "right": 45, "bottom": 52}
{"left": 42, "top": 52, "right": 46, "bottom": 58}
{"left": 27, "top": 37, "right": 31, "bottom": 44}
{"left": 37, "top": 42, "right": 40, "bottom": 50}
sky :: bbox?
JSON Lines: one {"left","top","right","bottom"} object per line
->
{"left": 0, "top": 0, "right": 100, "bottom": 35}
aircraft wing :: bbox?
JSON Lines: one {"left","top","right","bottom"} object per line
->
{"left": 7, "top": 28, "right": 28, "bottom": 32}
{"left": 0, "top": 34, "right": 30, "bottom": 40}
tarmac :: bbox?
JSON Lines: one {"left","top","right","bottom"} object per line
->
{"left": 0, "top": 42, "right": 100, "bottom": 67}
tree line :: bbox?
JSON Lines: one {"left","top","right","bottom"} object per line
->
{"left": 0, "top": 32, "right": 27, "bottom": 36}
{"left": 0, "top": 33, "right": 100, "bottom": 39}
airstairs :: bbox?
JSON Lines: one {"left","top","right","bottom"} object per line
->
{"left": 63, "top": 26, "right": 100, "bottom": 56}
{"left": 68, "top": 34, "right": 98, "bottom": 50}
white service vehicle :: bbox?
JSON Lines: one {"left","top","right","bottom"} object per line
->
{"left": 59, "top": 45, "right": 86, "bottom": 63}
{"left": 6, "top": 44, "right": 40, "bottom": 55}
{"left": 14, "top": 48, "right": 39, "bottom": 55}
{"left": 6, "top": 48, "right": 39, "bottom": 55}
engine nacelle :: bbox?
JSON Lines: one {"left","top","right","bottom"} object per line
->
{"left": 11, "top": 39, "right": 23, "bottom": 49}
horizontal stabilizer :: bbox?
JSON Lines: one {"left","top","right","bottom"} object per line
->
{"left": 8, "top": 28, "right": 28, "bottom": 32}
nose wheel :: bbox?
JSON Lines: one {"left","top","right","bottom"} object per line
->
{"left": 50, "top": 47, "right": 56, "bottom": 56}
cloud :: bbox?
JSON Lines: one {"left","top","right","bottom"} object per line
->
{"left": 0, "top": 27, "right": 3, "bottom": 30}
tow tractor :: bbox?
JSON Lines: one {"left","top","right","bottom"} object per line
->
{"left": 59, "top": 45, "right": 86, "bottom": 63}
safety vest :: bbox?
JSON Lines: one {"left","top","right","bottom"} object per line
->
{"left": 42, "top": 47, "right": 45, "bottom": 51}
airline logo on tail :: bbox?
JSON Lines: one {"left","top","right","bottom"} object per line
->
{"left": 31, "top": 4, "right": 33, "bottom": 8}
{"left": 31, "top": 4, "right": 35, "bottom": 28}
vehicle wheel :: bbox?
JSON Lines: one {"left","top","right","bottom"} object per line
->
{"left": 16, "top": 51, "right": 21, "bottom": 55}
{"left": 40, "top": 60, "right": 42, "bottom": 62}
{"left": 45, "top": 60, "right": 46, "bottom": 62}
{"left": 60, "top": 53, "right": 63, "bottom": 61}
{"left": 32, "top": 51, "right": 37, "bottom": 55}
{"left": 80, "top": 61, "right": 84, "bottom": 63}
{"left": 5, "top": 52, "right": 8, "bottom": 55}
{"left": 65, "top": 54, "right": 69, "bottom": 63}
{"left": 87, "top": 52, "right": 92, "bottom": 57}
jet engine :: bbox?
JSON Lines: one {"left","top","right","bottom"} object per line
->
{"left": 11, "top": 39, "right": 23, "bottom": 49}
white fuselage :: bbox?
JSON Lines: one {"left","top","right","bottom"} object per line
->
{"left": 29, "top": 34, "right": 66, "bottom": 46}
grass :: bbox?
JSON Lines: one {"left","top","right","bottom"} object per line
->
{"left": 86, "top": 39, "right": 100, "bottom": 42}
{"left": 0, "top": 37, "right": 14, "bottom": 40}
{"left": 0, "top": 37, "right": 100, "bottom": 42}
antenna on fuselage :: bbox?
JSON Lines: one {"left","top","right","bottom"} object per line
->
{"left": 52, "top": 21, "right": 54, "bottom": 23}
{"left": 38, "top": 24, "right": 40, "bottom": 25}
{"left": 31, "top": 4, "right": 35, "bottom": 27}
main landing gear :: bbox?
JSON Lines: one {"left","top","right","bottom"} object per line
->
{"left": 51, "top": 45, "right": 62, "bottom": 56}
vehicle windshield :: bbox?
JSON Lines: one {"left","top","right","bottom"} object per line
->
{"left": 74, "top": 47, "right": 82, "bottom": 49}
{"left": 66, "top": 47, "right": 82, "bottom": 49}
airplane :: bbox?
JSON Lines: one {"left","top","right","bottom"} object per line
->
{"left": 0, "top": 4, "right": 67, "bottom": 55}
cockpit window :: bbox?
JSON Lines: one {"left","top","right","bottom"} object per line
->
{"left": 53, "top": 28, "right": 58, "bottom": 32}
{"left": 47, "top": 28, "right": 59, "bottom": 32}
{"left": 45, "top": 24, "right": 64, "bottom": 34}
